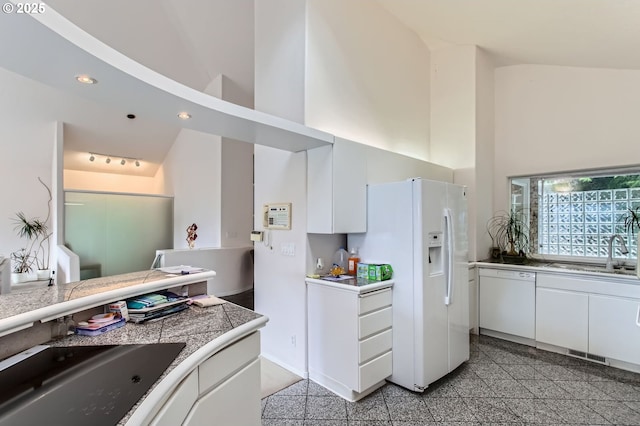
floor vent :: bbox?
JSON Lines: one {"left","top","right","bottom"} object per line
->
{"left": 567, "top": 349, "right": 608, "bottom": 365}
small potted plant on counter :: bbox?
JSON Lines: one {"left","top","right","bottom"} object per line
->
{"left": 487, "top": 209, "right": 530, "bottom": 264}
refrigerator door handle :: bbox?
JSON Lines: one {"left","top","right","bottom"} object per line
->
{"left": 444, "top": 208, "right": 454, "bottom": 306}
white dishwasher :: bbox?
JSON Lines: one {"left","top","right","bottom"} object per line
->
{"left": 479, "top": 268, "right": 536, "bottom": 340}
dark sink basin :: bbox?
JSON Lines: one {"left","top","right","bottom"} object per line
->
{"left": 0, "top": 343, "right": 185, "bottom": 426}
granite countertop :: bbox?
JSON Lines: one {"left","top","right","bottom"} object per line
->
{"left": 50, "top": 299, "right": 264, "bottom": 425}
{"left": 305, "top": 275, "right": 394, "bottom": 293}
{"left": 474, "top": 259, "right": 639, "bottom": 282}
{"left": 0, "top": 270, "right": 178, "bottom": 321}
{"left": 0, "top": 270, "right": 217, "bottom": 338}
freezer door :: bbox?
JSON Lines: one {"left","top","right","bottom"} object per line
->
{"left": 446, "top": 183, "right": 470, "bottom": 372}
{"left": 414, "top": 179, "right": 449, "bottom": 387}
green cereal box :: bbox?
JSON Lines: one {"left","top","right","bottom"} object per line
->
{"left": 357, "top": 263, "right": 393, "bottom": 281}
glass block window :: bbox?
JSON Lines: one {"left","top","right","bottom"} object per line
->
{"left": 510, "top": 172, "right": 640, "bottom": 260}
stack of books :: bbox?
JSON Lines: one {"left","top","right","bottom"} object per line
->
{"left": 126, "top": 291, "right": 189, "bottom": 323}
{"left": 76, "top": 313, "right": 126, "bottom": 336}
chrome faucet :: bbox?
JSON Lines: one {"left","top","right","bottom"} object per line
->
{"left": 606, "top": 234, "right": 629, "bottom": 271}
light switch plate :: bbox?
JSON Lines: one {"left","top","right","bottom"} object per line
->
{"left": 280, "top": 243, "right": 295, "bottom": 256}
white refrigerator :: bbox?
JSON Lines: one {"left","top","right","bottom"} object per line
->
{"left": 348, "top": 178, "right": 469, "bottom": 392}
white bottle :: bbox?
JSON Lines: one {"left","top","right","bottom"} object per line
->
{"left": 332, "top": 247, "right": 349, "bottom": 273}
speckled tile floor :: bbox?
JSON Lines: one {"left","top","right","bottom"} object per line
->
{"left": 261, "top": 334, "right": 640, "bottom": 425}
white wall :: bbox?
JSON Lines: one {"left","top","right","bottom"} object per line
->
{"left": 430, "top": 45, "right": 496, "bottom": 261}
{"left": 254, "top": 0, "right": 309, "bottom": 376}
{"left": 220, "top": 139, "right": 254, "bottom": 247}
{"left": 473, "top": 48, "right": 496, "bottom": 261}
{"left": 494, "top": 64, "right": 640, "bottom": 213}
{"left": 0, "top": 118, "right": 55, "bottom": 263}
{"left": 305, "top": 0, "right": 430, "bottom": 160}
{"left": 163, "top": 128, "right": 223, "bottom": 249}
{"left": 253, "top": 146, "right": 309, "bottom": 376}
{"left": 430, "top": 45, "right": 477, "bottom": 170}
{"left": 64, "top": 169, "right": 165, "bottom": 195}
{"left": 254, "top": 0, "right": 306, "bottom": 124}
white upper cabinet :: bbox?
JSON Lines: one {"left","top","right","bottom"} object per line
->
{"left": 307, "top": 137, "right": 367, "bottom": 233}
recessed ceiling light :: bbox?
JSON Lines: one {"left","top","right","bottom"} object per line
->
{"left": 75, "top": 74, "right": 97, "bottom": 84}
{"left": 177, "top": 112, "right": 191, "bottom": 120}
{"left": 127, "top": 114, "right": 136, "bottom": 119}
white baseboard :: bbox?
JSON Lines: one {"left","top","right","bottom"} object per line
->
{"left": 260, "top": 353, "right": 308, "bottom": 379}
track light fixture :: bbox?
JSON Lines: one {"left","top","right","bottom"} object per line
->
{"left": 87, "top": 152, "right": 142, "bottom": 167}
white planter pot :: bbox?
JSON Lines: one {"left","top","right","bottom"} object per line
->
{"left": 11, "top": 272, "right": 28, "bottom": 284}
{"left": 37, "top": 269, "right": 50, "bottom": 280}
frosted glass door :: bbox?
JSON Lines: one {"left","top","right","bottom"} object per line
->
{"left": 65, "top": 192, "right": 173, "bottom": 278}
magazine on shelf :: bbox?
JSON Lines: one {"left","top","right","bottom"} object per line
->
{"left": 128, "top": 303, "right": 189, "bottom": 323}
{"left": 125, "top": 291, "right": 190, "bottom": 323}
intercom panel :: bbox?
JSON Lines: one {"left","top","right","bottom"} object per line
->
{"left": 263, "top": 203, "right": 292, "bottom": 230}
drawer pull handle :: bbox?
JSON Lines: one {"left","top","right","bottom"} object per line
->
{"left": 359, "top": 288, "right": 390, "bottom": 299}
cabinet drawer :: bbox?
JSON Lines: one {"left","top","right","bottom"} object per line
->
{"left": 359, "top": 307, "right": 392, "bottom": 339}
{"left": 199, "top": 332, "right": 260, "bottom": 395}
{"left": 358, "top": 350, "right": 392, "bottom": 392}
{"left": 359, "top": 329, "right": 392, "bottom": 364}
{"left": 358, "top": 288, "right": 392, "bottom": 315}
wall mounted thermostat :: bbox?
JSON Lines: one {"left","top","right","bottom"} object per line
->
{"left": 263, "top": 203, "right": 292, "bottom": 230}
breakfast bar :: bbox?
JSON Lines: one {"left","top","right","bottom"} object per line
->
{"left": 0, "top": 270, "right": 268, "bottom": 425}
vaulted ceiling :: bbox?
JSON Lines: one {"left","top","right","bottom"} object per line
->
{"left": 3, "top": 0, "right": 640, "bottom": 177}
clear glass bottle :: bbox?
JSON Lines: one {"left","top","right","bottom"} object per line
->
{"left": 51, "top": 317, "right": 67, "bottom": 340}
{"left": 64, "top": 315, "right": 76, "bottom": 335}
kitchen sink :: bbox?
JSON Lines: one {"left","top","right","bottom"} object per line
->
{"left": 545, "top": 262, "right": 637, "bottom": 276}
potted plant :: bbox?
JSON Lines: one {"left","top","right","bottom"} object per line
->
{"left": 10, "top": 248, "right": 34, "bottom": 283}
{"left": 487, "top": 209, "right": 530, "bottom": 264}
{"left": 624, "top": 206, "right": 640, "bottom": 234}
{"left": 11, "top": 177, "right": 52, "bottom": 281}
{"left": 623, "top": 207, "right": 640, "bottom": 268}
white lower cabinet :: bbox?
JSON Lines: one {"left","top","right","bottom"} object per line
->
{"left": 589, "top": 294, "right": 640, "bottom": 365}
{"left": 307, "top": 281, "right": 393, "bottom": 401}
{"left": 535, "top": 287, "right": 589, "bottom": 352}
{"left": 149, "top": 332, "right": 261, "bottom": 426}
{"left": 150, "top": 370, "right": 198, "bottom": 426}
{"left": 536, "top": 272, "right": 640, "bottom": 369}
{"left": 185, "top": 359, "right": 261, "bottom": 426}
